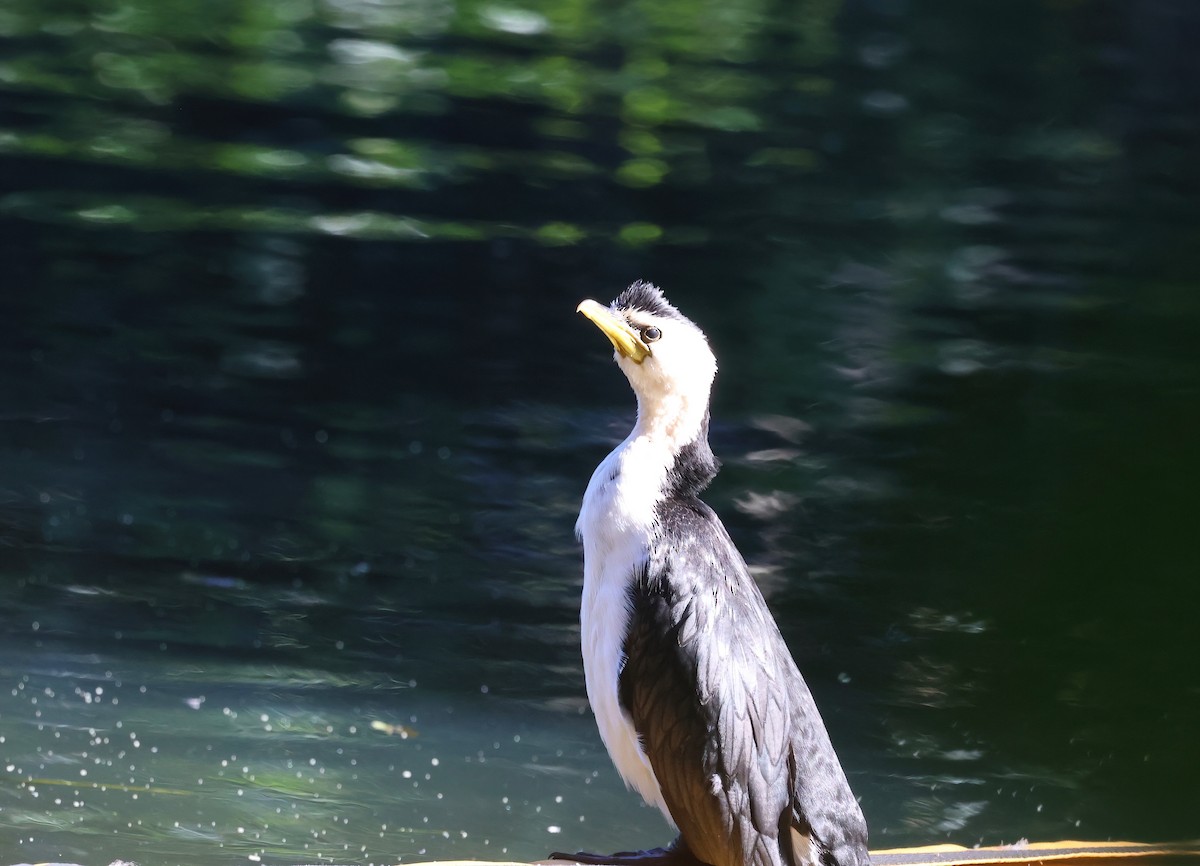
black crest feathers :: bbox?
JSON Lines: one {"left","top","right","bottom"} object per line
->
{"left": 612, "top": 280, "right": 687, "bottom": 322}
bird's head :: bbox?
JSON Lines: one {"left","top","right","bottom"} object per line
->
{"left": 577, "top": 281, "right": 717, "bottom": 449}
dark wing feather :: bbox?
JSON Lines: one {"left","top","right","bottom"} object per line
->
{"left": 619, "top": 498, "right": 869, "bottom": 866}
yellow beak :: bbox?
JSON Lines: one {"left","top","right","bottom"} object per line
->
{"left": 577, "top": 299, "right": 650, "bottom": 363}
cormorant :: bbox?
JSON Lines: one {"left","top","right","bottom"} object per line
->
{"left": 552, "top": 281, "right": 869, "bottom": 866}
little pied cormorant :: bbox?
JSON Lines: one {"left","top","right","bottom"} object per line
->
{"left": 552, "top": 282, "right": 868, "bottom": 866}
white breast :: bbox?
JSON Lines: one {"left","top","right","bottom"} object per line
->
{"left": 576, "top": 436, "right": 673, "bottom": 824}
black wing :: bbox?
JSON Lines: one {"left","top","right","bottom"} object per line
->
{"left": 619, "top": 497, "right": 868, "bottom": 866}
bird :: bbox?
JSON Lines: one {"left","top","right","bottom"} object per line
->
{"left": 552, "top": 281, "right": 869, "bottom": 866}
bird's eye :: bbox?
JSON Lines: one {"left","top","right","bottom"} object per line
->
{"left": 642, "top": 326, "right": 662, "bottom": 343}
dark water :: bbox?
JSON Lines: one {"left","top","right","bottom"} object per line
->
{"left": 2, "top": 0, "right": 1199, "bottom": 863}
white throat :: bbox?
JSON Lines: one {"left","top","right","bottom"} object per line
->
{"left": 631, "top": 389, "right": 707, "bottom": 456}
{"left": 620, "top": 346, "right": 715, "bottom": 458}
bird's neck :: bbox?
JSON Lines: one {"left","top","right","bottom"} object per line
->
{"left": 632, "top": 390, "right": 706, "bottom": 452}
{"left": 627, "top": 392, "right": 718, "bottom": 499}
{"left": 575, "top": 396, "right": 718, "bottom": 549}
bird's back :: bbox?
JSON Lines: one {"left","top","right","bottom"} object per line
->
{"left": 620, "top": 496, "right": 869, "bottom": 866}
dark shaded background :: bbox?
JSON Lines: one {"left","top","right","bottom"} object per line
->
{"left": 1, "top": 0, "right": 1198, "bottom": 863}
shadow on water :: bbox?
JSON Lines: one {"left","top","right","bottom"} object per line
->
{"left": 2, "top": 0, "right": 1200, "bottom": 862}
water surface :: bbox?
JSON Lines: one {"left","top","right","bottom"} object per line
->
{"left": 2, "top": 0, "right": 1199, "bottom": 863}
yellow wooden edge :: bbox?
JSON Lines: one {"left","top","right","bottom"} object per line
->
{"left": 878, "top": 841, "right": 1199, "bottom": 854}
{"left": 505, "top": 841, "right": 1200, "bottom": 866}
{"left": 870, "top": 840, "right": 1200, "bottom": 866}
